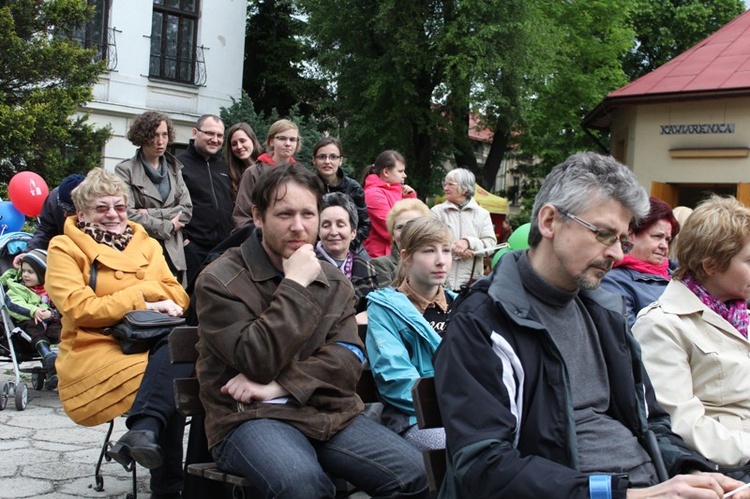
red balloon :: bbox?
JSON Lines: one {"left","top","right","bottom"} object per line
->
{"left": 8, "top": 171, "right": 49, "bottom": 217}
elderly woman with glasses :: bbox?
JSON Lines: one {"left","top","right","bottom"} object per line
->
{"left": 601, "top": 197, "right": 679, "bottom": 329}
{"left": 633, "top": 196, "right": 750, "bottom": 479}
{"left": 115, "top": 110, "right": 193, "bottom": 287}
{"left": 46, "top": 168, "right": 191, "bottom": 498}
{"left": 431, "top": 168, "right": 496, "bottom": 290}
{"left": 233, "top": 119, "right": 300, "bottom": 229}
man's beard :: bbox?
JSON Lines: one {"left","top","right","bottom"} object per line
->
{"left": 573, "top": 259, "right": 613, "bottom": 290}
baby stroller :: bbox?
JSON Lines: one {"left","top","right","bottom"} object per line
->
{"left": 0, "top": 231, "right": 43, "bottom": 411}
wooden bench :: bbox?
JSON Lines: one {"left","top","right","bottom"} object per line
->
{"left": 169, "top": 325, "right": 379, "bottom": 498}
{"left": 411, "top": 376, "right": 446, "bottom": 493}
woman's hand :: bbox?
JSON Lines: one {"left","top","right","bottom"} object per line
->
{"left": 452, "top": 239, "right": 472, "bottom": 260}
{"left": 626, "top": 472, "right": 749, "bottom": 498}
{"left": 145, "top": 299, "right": 183, "bottom": 317}
{"left": 221, "top": 373, "right": 289, "bottom": 403}
{"left": 170, "top": 211, "right": 185, "bottom": 233}
{"left": 401, "top": 184, "right": 415, "bottom": 197}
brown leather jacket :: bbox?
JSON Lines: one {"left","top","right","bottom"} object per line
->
{"left": 194, "top": 229, "right": 365, "bottom": 449}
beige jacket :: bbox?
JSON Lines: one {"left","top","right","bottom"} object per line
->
{"left": 431, "top": 198, "right": 496, "bottom": 290}
{"left": 633, "top": 279, "right": 750, "bottom": 467}
{"left": 115, "top": 153, "right": 192, "bottom": 285}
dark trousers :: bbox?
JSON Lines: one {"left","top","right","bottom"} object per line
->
{"left": 126, "top": 337, "right": 193, "bottom": 495}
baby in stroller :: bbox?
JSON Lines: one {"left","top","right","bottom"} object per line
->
{"left": 0, "top": 249, "right": 61, "bottom": 390}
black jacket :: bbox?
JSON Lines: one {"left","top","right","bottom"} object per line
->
{"left": 433, "top": 251, "right": 712, "bottom": 498}
{"left": 27, "top": 186, "right": 67, "bottom": 251}
{"left": 178, "top": 141, "right": 233, "bottom": 248}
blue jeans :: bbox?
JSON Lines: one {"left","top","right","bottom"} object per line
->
{"left": 213, "top": 415, "right": 429, "bottom": 498}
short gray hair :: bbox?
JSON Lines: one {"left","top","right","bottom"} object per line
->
{"left": 528, "top": 152, "right": 649, "bottom": 247}
{"left": 321, "top": 192, "right": 358, "bottom": 230}
{"left": 446, "top": 168, "right": 476, "bottom": 199}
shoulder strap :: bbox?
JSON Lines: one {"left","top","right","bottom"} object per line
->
{"left": 89, "top": 259, "right": 98, "bottom": 292}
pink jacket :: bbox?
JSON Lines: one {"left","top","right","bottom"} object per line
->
{"left": 362, "top": 174, "right": 417, "bottom": 257}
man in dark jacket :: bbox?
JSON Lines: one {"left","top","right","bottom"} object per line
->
{"left": 434, "top": 152, "right": 750, "bottom": 499}
{"left": 178, "top": 114, "right": 233, "bottom": 284}
{"left": 194, "top": 164, "right": 428, "bottom": 498}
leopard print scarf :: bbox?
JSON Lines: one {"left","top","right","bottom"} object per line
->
{"left": 76, "top": 220, "right": 134, "bottom": 251}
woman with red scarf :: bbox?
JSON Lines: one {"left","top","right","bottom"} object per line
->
{"left": 633, "top": 195, "right": 750, "bottom": 478}
{"left": 600, "top": 196, "right": 679, "bottom": 329}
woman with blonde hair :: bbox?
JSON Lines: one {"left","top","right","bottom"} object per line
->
{"left": 370, "top": 198, "right": 431, "bottom": 285}
{"left": 232, "top": 119, "right": 300, "bottom": 228}
{"left": 633, "top": 195, "right": 750, "bottom": 479}
{"left": 46, "top": 168, "right": 191, "bottom": 497}
{"left": 366, "top": 216, "right": 454, "bottom": 451}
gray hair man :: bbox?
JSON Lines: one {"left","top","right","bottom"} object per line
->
{"left": 433, "top": 152, "right": 749, "bottom": 498}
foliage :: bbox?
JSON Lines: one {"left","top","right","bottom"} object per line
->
{"left": 0, "top": 0, "right": 110, "bottom": 187}
{"left": 243, "top": 0, "right": 329, "bottom": 119}
{"left": 220, "top": 91, "right": 323, "bottom": 167}
{"left": 623, "top": 0, "right": 744, "bottom": 79}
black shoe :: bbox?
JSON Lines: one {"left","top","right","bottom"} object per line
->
{"left": 107, "top": 429, "right": 163, "bottom": 470}
{"left": 44, "top": 374, "right": 58, "bottom": 391}
{"left": 150, "top": 493, "right": 182, "bottom": 499}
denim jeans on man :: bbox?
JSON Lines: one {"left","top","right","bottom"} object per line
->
{"left": 213, "top": 414, "right": 429, "bottom": 498}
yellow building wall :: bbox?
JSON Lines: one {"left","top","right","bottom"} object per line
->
{"left": 609, "top": 98, "right": 750, "bottom": 192}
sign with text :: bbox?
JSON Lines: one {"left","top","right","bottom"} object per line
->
{"left": 660, "top": 123, "right": 735, "bottom": 135}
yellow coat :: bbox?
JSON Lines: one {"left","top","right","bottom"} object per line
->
{"left": 46, "top": 218, "right": 189, "bottom": 426}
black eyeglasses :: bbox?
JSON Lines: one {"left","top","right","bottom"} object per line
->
{"left": 196, "top": 128, "right": 224, "bottom": 140}
{"left": 314, "top": 153, "right": 341, "bottom": 161}
{"left": 555, "top": 206, "right": 633, "bottom": 254}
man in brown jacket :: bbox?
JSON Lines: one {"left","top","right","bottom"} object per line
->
{"left": 194, "top": 164, "right": 428, "bottom": 498}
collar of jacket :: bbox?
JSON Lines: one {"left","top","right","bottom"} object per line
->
{"left": 656, "top": 279, "right": 741, "bottom": 336}
{"left": 486, "top": 251, "right": 625, "bottom": 327}
{"left": 186, "top": 139, "right": 222, "bottom": 163}
{"left": 240, "top": 227, "right": 330, "bottom": 287}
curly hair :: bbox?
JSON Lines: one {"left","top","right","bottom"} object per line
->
{"left": 71, "top": 168, "right": 129, "bottom": 212}
{"left": 126, "top": 111, "right": 175, "bottom": 147}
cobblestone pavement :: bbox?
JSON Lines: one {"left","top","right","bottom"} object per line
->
{"left": 0, "top": 362, "right": 154, "bottom": 498}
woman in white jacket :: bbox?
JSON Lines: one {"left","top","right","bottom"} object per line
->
{"left": 633, "top": 195, "right": 750, "bottom": 479}
{"left": 431, "top": 168, "right": 496, "bottom": 290}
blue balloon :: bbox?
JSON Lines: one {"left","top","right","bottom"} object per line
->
{"left": 0, "top": 201, "right": 25, "bottom": 234}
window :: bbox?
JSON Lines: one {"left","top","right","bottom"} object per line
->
{"left": 149, "top": 0, "right": 199, "bottom": 84}
{"left": 71, "top": 0, "right": 111, "bottom": 63}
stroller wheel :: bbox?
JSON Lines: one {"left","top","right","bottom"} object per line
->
{"left": 0, "top": 383, "right": 8, "bottom": 410}
{"left": 31, "top": 371, "right": 45, "bottom": 391}
{"left": 14, "top": 383, "right": 27, "bottom": 411}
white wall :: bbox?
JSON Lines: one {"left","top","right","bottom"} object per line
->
{"left": 78, "top": 0, "right": 247, "bottom": 170}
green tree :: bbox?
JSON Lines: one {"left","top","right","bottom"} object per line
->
{"left": 220, "top": 91, "right": 323, "bottom": 165}
{"left": 243, "top": 0, "right": 328, "bottom": 119}
{"left": 623, "top": 0, "right": 744, "bottom": 79}
{"left": 0, "top": 0, "right": 110, "bottom": 186}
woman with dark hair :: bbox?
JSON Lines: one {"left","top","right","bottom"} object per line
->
{"left": 601, "top": 196, "right": 679, "bottom": 328}
{"left": 633, "top": 196, "right": 750, "bottom": 478}
{"left": 316, "top": 192, "right": 382, "bottom": 316}
{"left": 225, "top": 122, "right": 262, "bottom": 202}
{"left": 361, "top": 150, "right": 417, "bottom": 258}
{"left": 115, "top": 110, "right": 192, "bottom": 287}
{"left": 312, "top": 137, "right": 370, "bottom": 254}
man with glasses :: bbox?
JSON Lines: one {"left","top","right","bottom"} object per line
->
{"left": 433, "top": 152, "right": 750, "bottom": 498}
{"left": 179, "top": 114, "right": 234, "bottom": 286}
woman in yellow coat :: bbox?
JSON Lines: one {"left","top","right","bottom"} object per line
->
{"left": 46, "top": 168, "right": 190, "bottom": 498}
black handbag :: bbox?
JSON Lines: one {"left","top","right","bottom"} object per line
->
{"left": 90, "top": 260, "right": 185, "bottom": 354}
{"left": 104, "top": 310, "right": 185, "bottom": 354}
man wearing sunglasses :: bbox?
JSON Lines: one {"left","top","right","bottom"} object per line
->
{"left": 433, "top": 152, "right": 750, "bottom": 498}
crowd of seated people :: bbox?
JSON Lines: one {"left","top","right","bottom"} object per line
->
{"left": 24, "top": 108, "right": 750, "bottom": 499}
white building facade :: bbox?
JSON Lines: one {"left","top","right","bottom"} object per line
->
{"left": 78, "top": 0, "right": 247, "bottom": 170}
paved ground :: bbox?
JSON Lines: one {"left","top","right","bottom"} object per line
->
{"left": 0, "top": 361, "right": 153, "bottom": 498}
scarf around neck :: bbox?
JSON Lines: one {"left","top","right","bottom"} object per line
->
{"left": 76, "top": 220, "right": 134, "bottom": 251}
{"left": 614, "top": 254, "right": 670, "bottom": 279}
{"left": 682, "top": 272, "right": 749, "bottom": 338}
{"left": 316, "top": 241, "right": 354, "bottom": 278}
